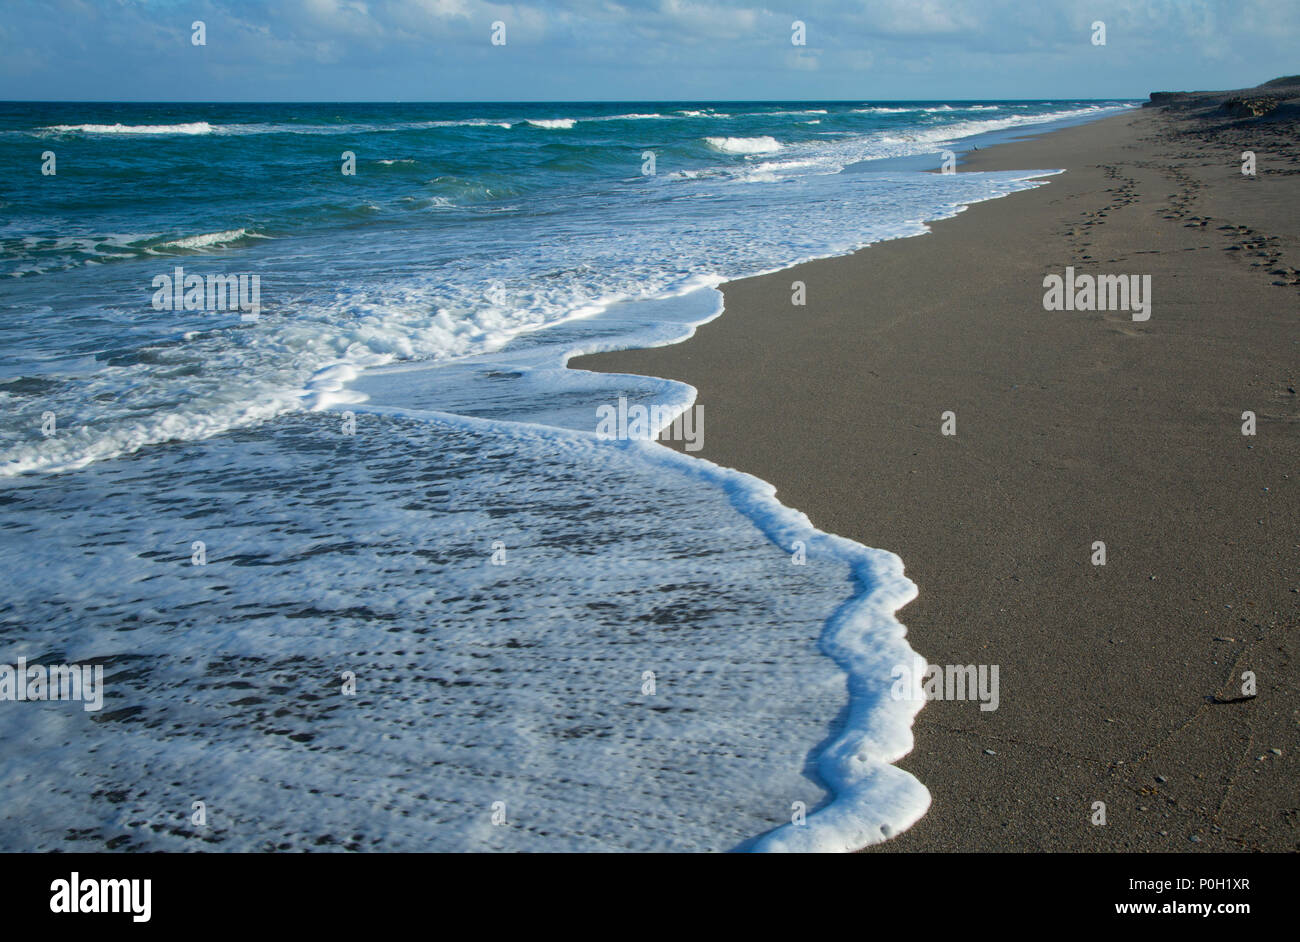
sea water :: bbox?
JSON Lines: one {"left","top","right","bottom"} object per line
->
{"left": 0, "top": 99, "right": 1132, "bottom": 850}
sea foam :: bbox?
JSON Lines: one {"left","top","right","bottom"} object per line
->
{"left": 706, "top": 136, "right": 783, "bottom": 154}
{"left": 155, "top": 229, "right": 266, "bottom": 251}
{"left": 0, "top": 99, "right": 1133, "bottom": 849}
{"left": 43, "top": 121, "right": 216, "bottom": 135}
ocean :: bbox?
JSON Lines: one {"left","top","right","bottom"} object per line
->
{"left": 0, "top": 99, "right": 1131, "bottom": 851}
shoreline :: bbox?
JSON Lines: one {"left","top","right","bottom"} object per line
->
{"left": 573, "top": 103, "right": 1299, "bottom": 851}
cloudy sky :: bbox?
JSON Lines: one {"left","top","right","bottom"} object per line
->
{"left": 2, "top": 0, "right": 1295, "bottom": 101}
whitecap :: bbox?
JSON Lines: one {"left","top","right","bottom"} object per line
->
{"left": 705, "top": 136, "right": 783, "bottom": 155}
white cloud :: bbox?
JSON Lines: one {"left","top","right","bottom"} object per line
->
{"left": 2, "top": 0, "right": 1295, "bottom": 100}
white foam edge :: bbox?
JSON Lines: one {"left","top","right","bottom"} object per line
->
{"left": 326, "top": 276, "right": 930, "bottom": 852}
{"left": 335, "top": 389, "right": 929, "bottom": 852}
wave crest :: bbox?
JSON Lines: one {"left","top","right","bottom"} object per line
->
{"left": 43, "top": 121, "right": 216, "bottom": 136}
{"left": 705, "top": 136, "right": 783, "bottom": 155}
{"left": 154, "top": 229, "right": 266, "bottom": 251}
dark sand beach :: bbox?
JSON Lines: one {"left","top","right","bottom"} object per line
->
{"left": 574, "top": 85, "right": 1299, "bottom": 851}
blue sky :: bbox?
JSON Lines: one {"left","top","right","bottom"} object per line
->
{"left": 1, "top": 0, "right": 1295, "bottom": 101}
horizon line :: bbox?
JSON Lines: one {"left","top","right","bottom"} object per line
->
{"left": 0, "top": 96, "right": 1147, "bottom": 106}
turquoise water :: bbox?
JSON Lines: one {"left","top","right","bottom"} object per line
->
{"left": 0, "top": 99, "right": 1128, "bottom": 850}
{"left": 0, "top": 99, "right": 1130, "bottom": 472}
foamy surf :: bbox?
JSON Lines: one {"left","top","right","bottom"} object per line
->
{"left": 43, "top": 121, "right": 215, "bottom": 135}
{"left": 706, "top": 135, "right": 783, "bottom": 154}
{"left": 0, "top": 98, "right": 1135, "bottom": 851}
{"left": 342, "top": 283, "right": 931, "bottom": 851}
{"left": 154, "top": 228, "right": 267, "bottom": 251}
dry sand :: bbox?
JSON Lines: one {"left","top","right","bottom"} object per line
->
{"left": 573, "top": 100, "right": 1298, "bottom": 851}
